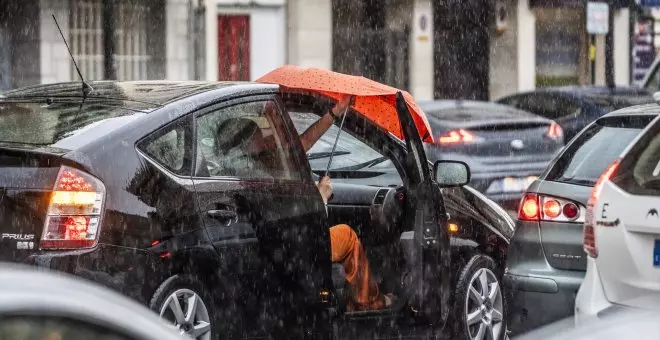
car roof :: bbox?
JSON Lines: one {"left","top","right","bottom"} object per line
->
{"left": 0, "top": 264, "right": 183, "bottom": 340}
{"left": 418, "top": 99, "right": 549, "bottom": 124}
{"left": 1, "top": 80, "right": 254, "bottom": 111}
{"left": 508, "top": 86, "right": 650, "bottom": 97}
{"left": 602, "top": 103, "right": 660, "bottom": 117}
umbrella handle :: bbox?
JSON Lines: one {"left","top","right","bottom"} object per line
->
{"left": 324, "top": 96, "right": 353, "bottom": 177}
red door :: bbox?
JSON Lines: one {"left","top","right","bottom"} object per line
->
{"left": 217, "top": 15, "right": 250, "bottom": 81}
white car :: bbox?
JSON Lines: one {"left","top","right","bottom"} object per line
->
{"left": 575, "top": 104, "right": 660, "bottom": 323}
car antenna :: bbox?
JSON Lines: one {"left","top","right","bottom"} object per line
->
{"left": 52, "top": 14, "right": 93, "bottom": 108}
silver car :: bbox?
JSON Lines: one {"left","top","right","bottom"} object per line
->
{"left": 0, "top": 264, "right": 184, "bottom": 340}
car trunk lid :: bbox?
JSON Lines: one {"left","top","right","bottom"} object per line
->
{"left": 0, "top": 147, "right": 65, "bottom": 261}
{"left": 536, "top": 180, "right": 592, "bottom": 271}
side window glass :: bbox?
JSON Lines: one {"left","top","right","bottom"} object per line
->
{"left": 289, "top": 111, "right": 403, "bottom": 186}
{"left": 195, "top": 100, "right": 301, "bottom": 181}
{"left": 646, "top": 64, "right": 660, "bottom": 93}
{"left": 632, "top": 133, "right": 660, "bottom": 192}
{"left": 138, "top": 116, "right": 192, "bottom": 176}
{"left": 0, "top": 316, "right": 135, "bottom": 340}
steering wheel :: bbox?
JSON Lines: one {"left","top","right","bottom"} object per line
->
{"left": 369, "top": 185, "right": 406, "bottom": 241}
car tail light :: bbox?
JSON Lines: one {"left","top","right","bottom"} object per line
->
{"left": 518, "top": 193, "right": 539, "bottom": 221}
{"left": 40, "top": 166, "right": 105, "bottom": 249}
{"left": 547, "top": 122, "right": 563, "bottom": 139}
{"left": 584, "top": 159, "right": 620, "bottom": 258}
{"left": 518, "top": 193, "right": 585, "bottom": 222}
{"left": 438, "top": 129, "right": 475, "bottom": 144}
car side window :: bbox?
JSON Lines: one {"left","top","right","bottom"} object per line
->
{"left": 0, "top": 315, "right": 136, "bottom": 340}
{"left": 195, "top": 100, "right": 302, "bottom": 181}
{"left": 632, "top": 132, "right": 660, "bottom": 193}
{"left": 645, "top": 64, "right": 660, "bottom": 93}
{"left": 138, "top": 116, "right": 192, "bottom": 176}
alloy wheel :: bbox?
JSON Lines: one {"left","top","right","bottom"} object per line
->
{"left": 159, "top": 288, "right": 212, "bottom": 340}
{"left": 464, "top": 268, "right": 504, "bottom": 340}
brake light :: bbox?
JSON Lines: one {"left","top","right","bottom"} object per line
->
{"left": 518, "top": 194, "right": 539, "bottom": 221}
{"left": 547, "top": 123, "right": 563, "bottom": 139}
{"left": 438, "top": 129, "right": 475, "bottom": 144}
{"left": 584, "top": 159, "right": 620, "bottom": 258}
{"left": 40, "top": 166, "right": 105, "bottom": 249}
{"left": 518, "top": 193, "right": 584, "bottom": 222}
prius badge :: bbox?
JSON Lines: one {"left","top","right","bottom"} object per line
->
{"left": 510, "top": 139, "right": 525, "bottom": 150}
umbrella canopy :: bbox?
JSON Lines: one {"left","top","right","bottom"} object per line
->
{"left": 256, "top": 65, "right": 434, "bottom": 143}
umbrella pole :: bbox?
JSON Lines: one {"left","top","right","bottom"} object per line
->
{"left": 325, "top": 98, "right": 352, "bottom": 177}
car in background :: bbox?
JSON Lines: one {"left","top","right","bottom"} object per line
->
{"left": 505, "top": 104, "right": 659, "bottom": 335}
{"left": 575, "top": 102, "right": 660, "bottom": 324}
{"left": 0, "top": 264, "right": 183, "bottom": 340}
{"left": 419, "top": 100, "right": 564, "bottom": 210}
{"left": 497, "top": 86, "right": 653, "bottom": 142}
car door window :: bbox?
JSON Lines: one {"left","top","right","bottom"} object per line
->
{"left": 0, "top": 315, "right": 137, "bottom": 340}
{"left": 289, "top": 111, "right": 403, "bottom": 186}
{"left": 195, "top": 100, "right": 301, "bottom": 181}
{"left": 138, "top": 116, "right": 193, "bottom": 176}
{"left": 645, "top": 63, "right": 660, "bottom": 93}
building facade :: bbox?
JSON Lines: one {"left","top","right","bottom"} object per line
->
{"left": 0, "top": 0, "right": 196, "bottom": 91}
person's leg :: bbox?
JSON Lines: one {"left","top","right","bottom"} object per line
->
{"left": 329, "top": 224, "right": 385, "bottom": 310}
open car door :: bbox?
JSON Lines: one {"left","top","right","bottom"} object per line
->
{"left": 395, "top": 92, "right": 451, "bottom": 322}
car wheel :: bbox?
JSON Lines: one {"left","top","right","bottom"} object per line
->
{"left": 452, "top": 255, "right": 506, "bottom": 340}
{"left": 150, "top": 275, "right": 217, "bottom": 340}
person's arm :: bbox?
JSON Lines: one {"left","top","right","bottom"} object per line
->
{"left": 299, "top": 112, "right": 335, "bottom": 153}
{"left": 299, "top": 95, "right": 352, "bottom": 152}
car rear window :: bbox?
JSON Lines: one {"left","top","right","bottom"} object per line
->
{"left": 546, "top": 115, "right": 655, "bottom": 186}
{"left": 0, "top": 101, "right": 134, "bottom": 147}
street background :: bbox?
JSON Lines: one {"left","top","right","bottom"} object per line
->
{"left": 1, "top": 0, "right": 660, "bottom": 99}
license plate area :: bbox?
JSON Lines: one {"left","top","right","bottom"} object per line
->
{"left": 487, "top": 176, "right": 537, "bottom": 194}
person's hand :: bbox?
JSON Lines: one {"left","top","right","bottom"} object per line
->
{"left": 331, "top": 95, "right": 352, "bottom": 119}
{"left": 317, "top": 176, "right": 333, "bottom": 204}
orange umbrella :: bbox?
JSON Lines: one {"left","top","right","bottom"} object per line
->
{"left": 256, "top": 65, "right": 434, "bottom": 143}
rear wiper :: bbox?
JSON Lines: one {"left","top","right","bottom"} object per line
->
{"left": 335, "top": 156, "right": 389, "bottom": 171}
{"left": 307, "top": 151, "right": 350, "bottom": 160}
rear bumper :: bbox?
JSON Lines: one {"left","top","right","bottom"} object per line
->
{"left": 505, "top": 220, "right": 585, "bottom": 335}
{"left": 22, "top": 243, "right": 161, "bottom": 305}
{"left": 574, "top": 257, "right": 613, "bottom": 325}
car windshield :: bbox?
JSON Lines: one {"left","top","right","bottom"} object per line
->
{"left": 548, "top": 115, "right": 655, "bottom": 186}
{"left": 0, "top": 101, "right": 137, "bottom": 149}
{"left": 289, "top": 111, "right": 393, "bottom": 172}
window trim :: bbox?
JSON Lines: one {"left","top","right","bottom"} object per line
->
{"left": 190, "top": 95, "right": 306, "bottom": 183}
{"left": 135, "top": 114, "right": 194, "bottom": 178}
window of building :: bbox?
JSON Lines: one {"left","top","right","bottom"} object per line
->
{"left": 69, "top": 0, "right": 155, "bottom": 81}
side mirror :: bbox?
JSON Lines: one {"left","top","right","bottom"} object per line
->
{"left": 434, "top": 160, "right": 470, "bottom": 187}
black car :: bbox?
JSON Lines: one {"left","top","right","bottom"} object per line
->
{"left": 504, "top": 105, "right": 659, "bottom": 335}
{"left": 0, "top": 81, "right": 513, "bottom": 340}
{"left": 418, "top": 100, "right": 564, "bottom": 211}
{"left": 497, "top": 86, "right": 654, "bottom": 142}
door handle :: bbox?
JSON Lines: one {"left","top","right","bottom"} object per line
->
{"left": 207, "top": 209, "right": 237, "bottom": 220}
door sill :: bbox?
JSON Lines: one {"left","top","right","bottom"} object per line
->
{"left": 343, "top": 308, "right": 396, "bottom": 320}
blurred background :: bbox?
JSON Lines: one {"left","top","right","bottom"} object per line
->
{"left": 1, "top": 0, "right": 659, "bottom": 100}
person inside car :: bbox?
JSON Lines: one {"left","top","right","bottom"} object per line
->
{"left": 214, "top": 98, "right": 393, "bottom": 311}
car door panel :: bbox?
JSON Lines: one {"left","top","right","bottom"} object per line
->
{"left": 190, "top": 95, "right": 333, "bottom": 322}
{"left": 394, "top": 92, "right": 450, "bottom": 318}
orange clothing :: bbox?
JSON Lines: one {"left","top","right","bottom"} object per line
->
{"left": 329, "top": 224, "right": 384, "bottom": 311}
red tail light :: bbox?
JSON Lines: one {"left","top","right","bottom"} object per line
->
{"left": 518, "top": 193, "right": 539, "bottom": 221}
{"left": 40, "top": 166, "right": 105, "bottom": 249}
{"left": 518, "top": 193, "right": 585, "bottom": 222}
{"left": 438, "top": 129, "right": 475, "bottom": 144}
{"left": 547, "top": 123, "right": 563, "bottom": 139}
{"left": 584, "top": 159, "right": 620, "bottom": 258}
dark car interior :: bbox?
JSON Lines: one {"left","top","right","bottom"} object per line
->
{"left": 281, "top": 93, "right": 416, "bottom": 314}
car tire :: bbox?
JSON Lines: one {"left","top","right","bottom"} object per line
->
{"left": 150, "top": 275, "right": 220, "bottom": 340}
{"left": 451, "top": 254, "right": 507, "bottom": 340}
